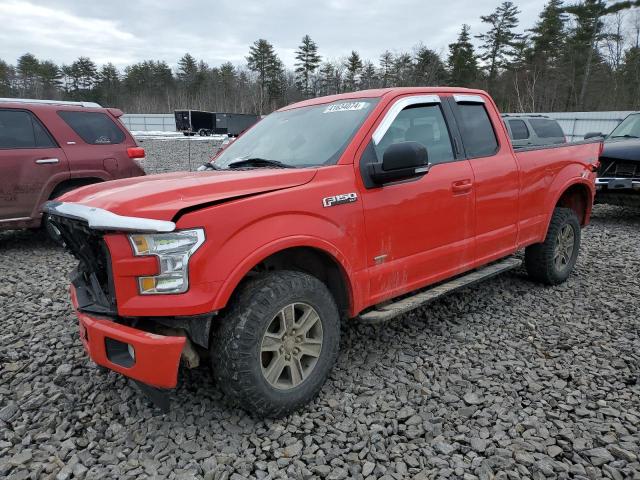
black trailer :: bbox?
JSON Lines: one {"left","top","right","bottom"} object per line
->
{"left": 214, "top": 112, "right": 260, "bottom": 137}
{"left": 174, "top": 110, "right": 216, "bottom": 136}
{"left": 175, "top": 110, "right": 259, "bottom": 137}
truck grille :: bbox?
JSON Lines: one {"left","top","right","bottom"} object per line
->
{"left": 600, "top": 158, "right": 640, "bottom": 179}
{"left": 49, "top": 215, "right": 117, "bottom": 315}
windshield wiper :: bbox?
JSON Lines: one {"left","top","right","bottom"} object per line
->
{"left": 226, "top": 158, "right": 294, "bottom": 169}
{"left": 611, "top": 134, "right": 639, "bottom": 138}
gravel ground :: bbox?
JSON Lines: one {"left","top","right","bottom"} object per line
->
{"left": 134, "top": 137, "right": 225, "bottom": 174}
{"left": 1, "top": 139, "right": 639, "bottom": 479}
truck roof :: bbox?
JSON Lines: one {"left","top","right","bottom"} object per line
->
{"left": 280, "top": 87, "right": 489, "bottom": 111}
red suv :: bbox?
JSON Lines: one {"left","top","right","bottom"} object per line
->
{"left": 0, "top": 98, "right": 145, "bottom": 231}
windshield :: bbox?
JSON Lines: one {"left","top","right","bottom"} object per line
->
{"left": 213, "top": 99, "right": 378, "bottom": 169}
{"left": 610, "top": 113, "right": 640, "bottom": 138}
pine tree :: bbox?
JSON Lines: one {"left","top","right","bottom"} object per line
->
{"left": 318, "top": 62, "right": 336, "bottom": 95}
{"left": 177, "top": 53, "right": 198, "bottom": 85}
{"left": 563, "top": 0, "right": 639, "bottom": 109}
{"left": 360, "top": 61, "right": 378, "bottom": 89}
{"left": 294, "top": 35, "right": 321, "bottom": 97}
{"left": 448, "top": 24, "right": 479, "bottom": 86}
{"left": 379, "top": 50, "right": 394, "bottom": 87}
{"left": 529, "top": 0, "right": 567, "bottom": 63}
{"left": 344, "top": 51, "right": 363, "bottom": 91}
{"left": 477, "top": 1, "right": 523, "bottom": 90}
{"left": 246, "top": 39, "right": 283, "bottom": 113}
{"left": 413, "top": 45, "right": 447, "bottom": 86}
{"left": 38, "top": 60, "right": 61, "bottom": 98}
{"left": 70, "top": 57, "right": 98, "bottom": 91}
{"left": 97, "top": 63, "right": 120, "bottom": 106}
{"left": 392, "top": 52, "right": 414, "bottom": 86}
{"left": 16, "top": 53, "right": 40, "bottom": 95}
{"left": 0, "top": 60, "right": 15, "bottom": 96}
{"left": 622, "top": 45, "right": 640, "bottom": 108}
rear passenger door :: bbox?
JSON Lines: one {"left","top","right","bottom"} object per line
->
{"left": 0, "top": 109, "right": 69, "bottom": 222}
{"left": 448, "top": 95, "right": 520, "bottom": 265}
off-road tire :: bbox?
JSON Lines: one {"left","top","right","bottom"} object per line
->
{"left": 525, "top": 207, "right": 581, "bottom": 285}
{"left": 211, "top": 271, "right": 340, "bottom": 418}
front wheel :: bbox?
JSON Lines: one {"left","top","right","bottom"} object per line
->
{"left": 525, "top": 207, "right": 581, "bottom": 285}
{"left": 211, "top": 271, "right": 340, "bottom": 418}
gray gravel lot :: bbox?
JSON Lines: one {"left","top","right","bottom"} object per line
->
{"left": 135, "top": 137, "right": 224, "bottom": 174}
{"left": 1, "top": 138, "right": 640, "bottom": 479}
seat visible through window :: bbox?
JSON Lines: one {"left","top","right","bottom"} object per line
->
{"left": 375, "top": 104, "right": 454, "bottom": 164}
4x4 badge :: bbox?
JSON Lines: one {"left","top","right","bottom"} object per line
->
{"left": 322, "top": 193, "right": 358, "bottom": 208}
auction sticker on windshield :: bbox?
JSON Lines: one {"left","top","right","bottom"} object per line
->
{"left": 324, "top": 102, "right": 368, "bottom": 113}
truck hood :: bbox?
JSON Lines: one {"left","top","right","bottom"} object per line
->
{"left": 602, "top": 138, "right": 640, "bottom": 162}
{"left": 60, "top": 168, "right": 317, "bottom": 221}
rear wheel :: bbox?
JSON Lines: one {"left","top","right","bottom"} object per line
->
{"left": 525, "top": 207, "right": 581, "bottom": 285}
{"left": 211, "top": 271, "right": 340, "bottom": 418}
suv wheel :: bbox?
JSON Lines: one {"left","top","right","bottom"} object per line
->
{"left": 525, "top": 207, "right": 581, "bottom": 285}
{"left": 211, "top": 271, "right": 340, "bottom": 417}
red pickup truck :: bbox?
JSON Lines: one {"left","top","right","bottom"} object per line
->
{"left": 45, "top": 87, "right": 601, "bottom": 416}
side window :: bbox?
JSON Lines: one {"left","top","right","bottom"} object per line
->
{"left": 375, "top": 105, "right": 454, "bottom": 165}
{"left": 508, "top": 119, "right": 530, "bottom": 140}
{"left": 0, "top": 109, "right": 56, "bottom": 149}
{"left": 529, "top": 119, "right": 564, "bottom": 138}
{"left": 58, "top": 111, "right": 125, "bottom": 145}
{"left": 457, "top": 104, "right": 499, "bottom": 158}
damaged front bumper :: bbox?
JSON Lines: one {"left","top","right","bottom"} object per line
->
{"left": 71, "top": 286, "right": 185, "bottom": 391}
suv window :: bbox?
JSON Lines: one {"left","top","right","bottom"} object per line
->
{"left": 376, "top": 105, "right": 454, "bottom": 164}
{"left": 457, "top": 104, "right": 499, "bottom": 158}
{"left": 508, "top": 119, "right": 530, "bottom": 140}
{"left": 58, "top": 111, "right": 125, "bottom": 145}
{"left": 529, "top": 118, "right": 564, "bottom": 138}
{"left": 0, "top": 109, "right": 57, "bottom": 149}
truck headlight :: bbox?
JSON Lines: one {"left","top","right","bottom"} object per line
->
{"left": 128, "top": 229, "right": 205, "bottom": 294}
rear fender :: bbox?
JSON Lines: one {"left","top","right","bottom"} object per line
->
{"left": 543, "top": 173, "right": 595, "bottom": 237}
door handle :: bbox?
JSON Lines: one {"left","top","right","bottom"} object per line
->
{"left": 451, "top": 179, "right": 473, "bottom": 193}
{"left": 35, "top": 158, "right": 59, "bottom": 164}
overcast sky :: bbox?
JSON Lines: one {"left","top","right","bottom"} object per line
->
{"left": 0, "top": 0, "right": 550, "bottom": 70}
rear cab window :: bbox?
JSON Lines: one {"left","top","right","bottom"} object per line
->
{"left": 508, "top": 119, "right": 530, "bottom": 140}
{"left": 529, "top": 118, "right": 564, "bottom": 139}
{"left": 57, "top": 110, "right": 125, "bottom": 145}
{"left": 0, "top": 109, "right": 57, "bottom": 149}
{"left": 454, "top": 101, "right": 499, "bottom": 158}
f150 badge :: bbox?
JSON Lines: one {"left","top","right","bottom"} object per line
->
{"left": 322, "top": 193, "right": 358, "bottom": 208}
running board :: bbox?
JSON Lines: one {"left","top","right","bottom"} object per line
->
{"left": 359, "top": 258, "right": 522, "bottom": 324}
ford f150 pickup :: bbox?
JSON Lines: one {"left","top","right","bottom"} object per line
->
{"left": 45, "top": 87, "right": 602, "bottom": 417}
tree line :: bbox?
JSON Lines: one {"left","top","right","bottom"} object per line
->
{"left": 1, "top": 0, "right": 640, "bottom": 115}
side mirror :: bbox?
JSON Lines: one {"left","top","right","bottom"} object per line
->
{"left": 369, "top": 141, "right": 430, "bottom": 185}
{"left": 584, "top": 132, "right": 604, "bottom": 140}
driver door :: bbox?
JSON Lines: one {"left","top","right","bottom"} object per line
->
{"left": 357, "top": 95, "right": 476, "bottom": 305}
